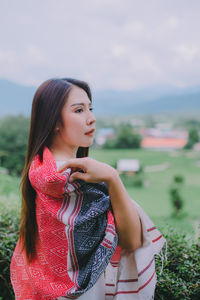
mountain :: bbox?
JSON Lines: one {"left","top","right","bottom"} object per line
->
{"left": 0, "top": 79, "right": 200, "bottom": 117}
{"left": 0, "top": 79, "right": 36, "bottom": 116}
{"left": 93, "top": 87, "right": 200, "bottom": 115}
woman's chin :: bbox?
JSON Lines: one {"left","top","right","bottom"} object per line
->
{"left": 79, "top": 141, "right": 94, "bottom": 147}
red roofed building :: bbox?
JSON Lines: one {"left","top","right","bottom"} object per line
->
{"left": 141, "top": 137, "right": 187, "bottom": 150}
{"left": 140, "top": 126, "right": 188, "bottom": 150}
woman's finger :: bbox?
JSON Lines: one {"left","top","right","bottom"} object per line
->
{"left": 69, "top": 171, "right": 86, "bottom": 182}
{"left": 57, "top": 158, "right": 86, "bottom": 173}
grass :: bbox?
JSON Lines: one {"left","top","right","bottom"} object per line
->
{"left": 90, "top": 148, "right": 200, "bottom": 238}
{"left": 0, "top": 173, "right": 21, "bottom": 213}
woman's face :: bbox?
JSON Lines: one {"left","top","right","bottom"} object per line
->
{"left": 57, "top": 85, "right": 96, "bottom": 149}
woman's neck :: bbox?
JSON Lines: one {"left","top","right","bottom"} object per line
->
{"left": 49, "top": 145, "right": 78, "bottom": 161}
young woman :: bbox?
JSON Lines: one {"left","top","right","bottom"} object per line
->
{"left": 10, "top": 78, "right": 166, "bottom": 299}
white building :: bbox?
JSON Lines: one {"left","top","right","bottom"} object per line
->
{"left": 117, "top": 159, "right": 140, "bottom": 174}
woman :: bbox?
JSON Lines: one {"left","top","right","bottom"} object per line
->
{"left": 10, "top": 78, "right": 166, "bottom": 299}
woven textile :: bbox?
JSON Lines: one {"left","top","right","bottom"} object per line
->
{"left": 10, "top": 146, "right": 166, "bottom": 299}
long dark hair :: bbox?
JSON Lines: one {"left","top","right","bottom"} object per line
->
{"left": 19, "top": 78, "right": 92, "bottom": 262}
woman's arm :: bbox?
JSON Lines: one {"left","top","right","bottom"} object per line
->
{"left": 106, "top": 170, "right": 143, "bottom": 251}
{"left": 58, "top": 157, "right": 143, "bottom": 251}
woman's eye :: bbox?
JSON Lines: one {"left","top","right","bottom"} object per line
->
{"left": 75, "top": 108, "right": 83, "bottom": 113}
{"left": 90, "top": 107, "right": 94, "bottom": 112}
{"left": 75, "top": 107, "right": 94, "bottom": 113}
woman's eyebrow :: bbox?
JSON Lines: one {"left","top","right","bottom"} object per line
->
{"left": 71, "top": 102, "right": 92, "bottom": 107}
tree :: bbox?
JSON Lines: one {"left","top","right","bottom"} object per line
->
{"left": 169, "top": 175, "right": 185, "bottom": 216}
{"left": 185, "top": 128, "right": 199, "bottom": 149}
{"left": 0, "top": 115, "right": 29, "bottom": 175}
{"left": 103, "top": 124, "right": 141, "bottom": 149}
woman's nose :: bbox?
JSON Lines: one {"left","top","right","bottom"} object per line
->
{"left": 87, "top": 111, "right": 96, "bottom": 125}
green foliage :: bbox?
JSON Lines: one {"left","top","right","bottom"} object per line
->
{"left": 169, "top": 188, "right": 184, "bottom": 214}
{"left": 0, "top": 115, "right": 29, "bottom": 175}
{"left": 173, "top": 174, "right": 184, "bottom": 184}
{"left": 184, "top": 119, "right": 200, "bottom": 131}
{"left": 102, "top": 138, "right": 118, "bottom": 149}
{"left": 120, "top": 171, "right": 144, "bottom": 188}
{"left": 155, "top": 228, "right": 200, "bottom": 299}
{"left": 184, "top": 127, "right": 199, "bottom": 149}
{"left": 169, "top": 174, "right": 185, "bottom": 216}
{"left": 0, "top": 211, "right": 20, "bottom": 300}
{"left": 123, "top": 174, "right": 143, "bottom": 187}
{"left": 103, "top": 124, "right": 141, "bottom": 149}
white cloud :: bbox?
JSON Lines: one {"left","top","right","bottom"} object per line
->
{"left": 112, "top": 44, "right": 128, "bottom": 58}
{"left": 123, "top": 21, "right": 145, "bottom": 36}
{"left": 165, "top": 16, "right": 180, "bottom": 30}
{"left": 174, "top": 44, "right": 199, "bottom": 62}
{"left": 0, "top": 50, "right": 18, "bottom": 79}
{"left": 26, "top": 45, "right": 48, "bottom": 65}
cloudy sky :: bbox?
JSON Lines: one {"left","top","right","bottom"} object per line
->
{"left": 0, "top": 0, "right": 200, "bottom": 91}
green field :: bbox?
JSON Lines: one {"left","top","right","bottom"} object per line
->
{"left": 1, "top": 148, "right": 200, "bottom": 239}
{"left": 90, "top": 148, "right": 200, "bottom": 237}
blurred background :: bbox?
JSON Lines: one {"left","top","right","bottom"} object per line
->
{"left": 0, "top": 1, "right": 200, "bottom": 299}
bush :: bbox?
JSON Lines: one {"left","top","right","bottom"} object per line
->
{"left": 155, "top": 228, "right": 200, "bottom": 299}
{"left": 0, "top": 115, "right": 29, "bottom": 175}
{"left": 184, "top": 128, "right": 199, "bottom": 149}
{"left": 120, "top": 172, "right": 144, "bottom": 187}
{"left": 169, "top": 174, "right": 185, "bottom": 216}
{"left": 0, "top": 211, "right": 19, "bottom": 300}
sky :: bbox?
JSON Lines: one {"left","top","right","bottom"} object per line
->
{"left": 0, "top": 0, "right": 200, "bottom": 91}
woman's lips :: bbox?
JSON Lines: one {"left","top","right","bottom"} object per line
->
{"left": 85, "top": 129, "right": 95, "bottom": 136}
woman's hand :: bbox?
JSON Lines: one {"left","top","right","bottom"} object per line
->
{"left": 58, "top": 157, "right": 143, "bottom": 251}
{"left": 57, "top": 157, "right": 117, "bottom": 184}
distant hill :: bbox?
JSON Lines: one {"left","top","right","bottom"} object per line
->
{"left": 93, "top": 88, "right": 200, "bottom": 115}
{"left": 0, "top": 79, "right": 36, "bottom": 116}
{"left": 0, "top": 79, "right": 200, "bottom": 117}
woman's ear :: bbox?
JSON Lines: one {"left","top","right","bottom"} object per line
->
{"left": 54, "top": 121, "right": 61, "bottom": 133}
